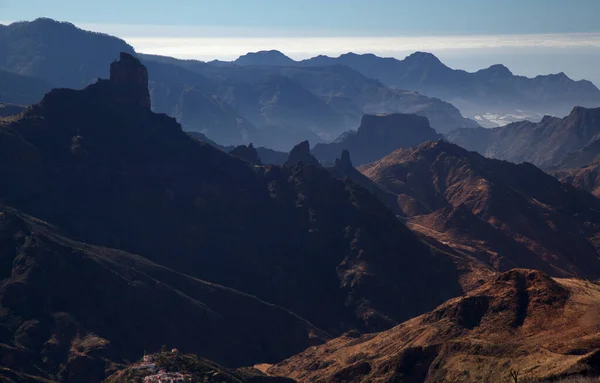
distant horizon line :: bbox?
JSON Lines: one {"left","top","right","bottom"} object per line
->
{"left": 2, "top": 18, "right": 600, "bottom": 86}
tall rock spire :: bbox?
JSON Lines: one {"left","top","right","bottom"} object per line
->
{"left": 109, "top": 52, "right": 151, "bottom": 109}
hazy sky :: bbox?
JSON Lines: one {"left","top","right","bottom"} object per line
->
{"left": 2, "top": 0, "right": 600, "bottom": 85}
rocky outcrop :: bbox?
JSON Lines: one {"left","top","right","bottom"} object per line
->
{"left": 229, "top": 143, "right": 262, "bottom": 165}
{"left": 312, "top": 113, "right": 442, "bottom": 166}
{"left": 109, "top": 52, "right": 151, "bottom": 109}
{"left": 327, "top": 150, "right": 402, "bottom": 215}
{"left": 284, "top": 141, "right": 320, "bottom": 166}
{"left": 0, "top": 55, "right": 464, "bottom": 364}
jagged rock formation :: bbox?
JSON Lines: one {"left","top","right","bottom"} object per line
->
{"left": 327, "top": 150, "right": 402, "bottom": 215}
{"left": 448, "top": 106, "right": 600, "bottom": 169}
{"left": 109, "top": 52, "right": 151, "bottom": 109}
{"left": 0, "top": 53, "right": 464, "bottom": 349}
{"left": 359, "top": 141, "right": 600, "bottom": 279}
{"left": 284, "top": 141, "right": 320, "bottom": 166}
{"left": 269, "top": 269, "right": 600, "bottom": 382}
{"left": 312, "top": 113, "right": 442, "bottom": 166}
{"left": 230, "top": 143, "right": 262, "bottom": 165}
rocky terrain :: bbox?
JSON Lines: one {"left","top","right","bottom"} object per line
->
{"left": 0, "top": 206, "right": 325, "bottom": 382}
{"left": 552, "top": 162, "right": 600, "bottom": 198}
{"left": 0, "top": 19, "right": 478, "bottom": 151}
{"left": 0, "top": 54, "right": 471, "bottom": 381}
{"left": 312, "top": 113, "right": 442, "bottom": 166}
{"left": 448, "top": 106, "right": 600, "bottom": 169}
{"left": 269, "top": 269, "right": 600, "bottom": 382}
{"left": 359, "top": 141, "right": 600, "bottom": 280}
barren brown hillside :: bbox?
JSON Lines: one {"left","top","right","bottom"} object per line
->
{"left": 269, "top": 269, "right": 600, "bottom": 382}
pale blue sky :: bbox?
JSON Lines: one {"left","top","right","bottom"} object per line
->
{"left": 2, "top": 0, "right": 600, "bottom": 85}
{"left": 2, "top": 0, "right": 600, "bottom": 35}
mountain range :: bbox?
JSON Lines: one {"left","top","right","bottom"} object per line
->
{"left": 0, "top": 18, "right": 477, "bottom": 151}
{"left": 232, "top": 50, "right": 600, "bottom": 128}
{"left": 358, "top": 141, "right": 600, "bottom": 281}
{"left": 448, "top": 106, "right": 600, "bottom": 169}
{"left": 0, "top": 54, "right": 469, "bottom": 381}
{"left": 3, "top": 16, "right": 600, "bottom": 383}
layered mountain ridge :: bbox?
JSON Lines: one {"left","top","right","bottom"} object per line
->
{"left": 0, "top": 53, "right": 469, "bottom": 381}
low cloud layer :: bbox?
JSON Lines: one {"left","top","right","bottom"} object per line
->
{"left": 121, "top": 33, "right": 600, "bottom": 61}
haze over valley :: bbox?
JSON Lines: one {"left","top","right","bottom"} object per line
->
{"left": 1, "top": 1, "right": 600, "bottom": 382}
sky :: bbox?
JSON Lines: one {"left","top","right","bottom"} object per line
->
{"left": 2, "top": 0, "right": 600, "bottom": 85}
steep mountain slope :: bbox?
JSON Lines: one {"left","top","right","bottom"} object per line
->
{"left": 269, "top": 269, "right": 600, "bottom": 382}
{"left": 327, "top": 150, "right": 402, "bottom": 216}
{"left": 0, "top": 18, "right": 135, "bottom": 88}
{"left": 556, "top": 138, "right": 600, "bottom": 169}
{"left": 0, "top": 53, "right": 464, "bottom": 336}
{"left": 359, "top": 141, "right": 600, "bottom": 279}
{"left": 0, "top": 206, "right": 325, "bottom": 382}
{"left": 312, "top": 113, "right": 442, "bottom": 165}
{"left": 553, "top": 162, "right": 600, "bottom": 198}
{"left": 0, "top": 69, "right": 52, "bottom": 104}
{"left": 448, "top": 106, "right": 600, "bottom": 169}
{"left": 302, "top": 52, "right": 600, "bottom": 126}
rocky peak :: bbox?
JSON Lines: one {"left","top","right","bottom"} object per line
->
{"left": 285, "top": 141, "right": 320, "bottom": 166}
{"left": 109, "top": 52, "right": 151, "bottom": 109}
{"left": 334, "top": 149, "right": 353, "bottom": 170}
{"left": 229, "top": 143, "right": 262, "bottom": 165}
{"left": 405, "top": 51, "right": 443, "bottom": 65}
{"left": 234, "top": 50, "right": 296, "bottom": 66}
{"left": 482, "top": 64, "right": 513, "bottom": 77}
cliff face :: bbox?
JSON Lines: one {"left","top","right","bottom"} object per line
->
{"left": 284, "top": 140, "right": 320, "bottom": 166}
{"left": 109, "top": 52, "right": 151, "bottom": 109}
{"left": 312, "top": 113, "right": 442, "bottom": 166}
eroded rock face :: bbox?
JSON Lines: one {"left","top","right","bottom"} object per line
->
{"left": 313, "top": 113, "right": 442, "bottom": 166}
{"left": 230, "top": 143, "right": 262, "bottom": 165}
{"left": 285, "top": 140, "right": 320, "bottom": 166}
{"left": 109, "top": 52, "right": 151, "bottom": 109}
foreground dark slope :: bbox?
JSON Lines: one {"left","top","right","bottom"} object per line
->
{"left": 269, "top": 270, "right": 600, "bottom": 382}
{"left": 448, "top": 106, "right": 600, "bottom": 169}
{"left": 0, "top": 54, "right": 463, "bottom": 336}
{"left": 359, "top": 141, "right": 600, "bottom": 279}
{"left": 0, "top": 206, "right": 326, "bottom": 382}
